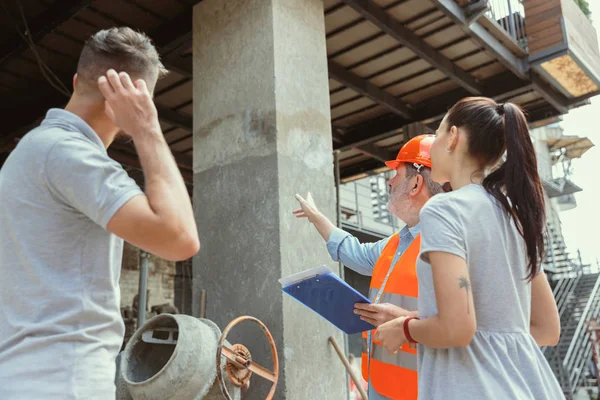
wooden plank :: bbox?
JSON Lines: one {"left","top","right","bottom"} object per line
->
{"left": 530, "top": 32, "right": 566, "bottom": 54}
{"left": 332, "top": 99, "right": 377, "bottom": 120}
{"left": 526, "top": 0, "right": 561, "bottom": 17}
{"left": 331, "top": 88, "right": 361, "bottom": 107}
{"left": 526, "top": 16, "right": 563, "bottom": 36}
{"left": 528, "top": 25, "right": 563, "bottom": 44}
{"left": 335, "top": 105, "right": 389, "bottom": 128}
{"left": 524, "top": 0, "right": 564, "bottom": 58}
{"left": 341, "top": 0, "right": 483, "bottom": 94}
{"left": 540, "top": 55, "right": 600, "bottom": 97}
{"left": 526, "top": 7, "right": 563, "bottom": 28}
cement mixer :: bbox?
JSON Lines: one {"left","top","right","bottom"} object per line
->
{"left": 116, "top": 314, "right": 279, "bottom": 400}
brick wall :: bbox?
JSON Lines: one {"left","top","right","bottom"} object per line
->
{"left": 119, "top": 242, "right": 177, "bottom": 310}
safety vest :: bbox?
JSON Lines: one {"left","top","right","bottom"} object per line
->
{"left": 361, "top": 233, "right": 420, "bottom": 400}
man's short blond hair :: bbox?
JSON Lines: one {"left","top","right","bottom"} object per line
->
{"left": 76, "top": 27, "right": 168, "bottom": 92}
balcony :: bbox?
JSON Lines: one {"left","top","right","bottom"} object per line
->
{"left": 524, "top": 0, "right": 600, "bottom": 100}
{"left": 485, "top": 0, "right": 528, "bottom": 50}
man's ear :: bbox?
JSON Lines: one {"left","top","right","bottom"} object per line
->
{"left": 410, "top": 174, "right": 424, "bottom": 197}
{"left": 72, "top": 73, "right": 78, "bottom": 90}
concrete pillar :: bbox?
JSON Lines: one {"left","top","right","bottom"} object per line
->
{"left": 192, "top": 1, "right": 347, "bottom": 399}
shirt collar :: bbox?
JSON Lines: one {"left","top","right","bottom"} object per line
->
{"left": 400, "top": 223, "right": 421, "bottom": 240}
{"left": 41, "top": 108, "right": 106, "bottom": 152}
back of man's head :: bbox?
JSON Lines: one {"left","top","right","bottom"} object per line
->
{"left": 75, "top": 27, "right": 167, "bottom": 97}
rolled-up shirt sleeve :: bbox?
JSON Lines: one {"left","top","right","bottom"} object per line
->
{"left": 326, "top": 227, "right": 389, "bottom": 276}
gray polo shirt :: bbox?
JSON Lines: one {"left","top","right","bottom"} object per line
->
{"left": 0, "top": 109, "right": 143, "bottom": 399}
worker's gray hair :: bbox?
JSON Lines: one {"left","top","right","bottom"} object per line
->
{"left": 404, "top": 164, "right": 444, "bottom": 196}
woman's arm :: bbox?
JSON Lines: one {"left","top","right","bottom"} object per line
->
{"left": 530, "top": 272, "right": 560, "bottom": 346}
{"left": 408, "top": 251, "right": 477, "bottom": 348}
{"left": 375, "top": 252, "right": 476, "bottom": 351}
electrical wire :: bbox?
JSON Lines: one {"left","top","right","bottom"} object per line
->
{"left": 1, "top": 0, "right": 72, "bottom": 98}
{"left": 15, "top": 0, "right": 71, "bottom": 97}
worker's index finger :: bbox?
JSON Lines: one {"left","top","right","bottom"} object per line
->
{"left": 97, "top": 76, "right": 114, "bottom": 98}
{"left": 119, "top": 72, "right": 135, "bottom": 91}
{"left": 106, "top": 69, "right": 124, "bottom": 92}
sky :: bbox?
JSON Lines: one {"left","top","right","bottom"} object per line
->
{"left": 552, "top": 2, "right": 600, "bottom": 268}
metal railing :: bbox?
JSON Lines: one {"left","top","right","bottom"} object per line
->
{"left": 339, "top": 172, "right": 402, "bottom": 238}
{"left": 563, "top": 274, "right": 600, "bottom": 390}
{"left": 486, "top": 0, "right": 527, "bottom": 49}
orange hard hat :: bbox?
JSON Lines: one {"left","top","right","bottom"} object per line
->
{"left": 385, "top": 134, "right": 435, "bottom": 171}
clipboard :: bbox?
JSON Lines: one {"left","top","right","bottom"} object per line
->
{"left": 279, "top": 266, "right": 375, "bottom": 334}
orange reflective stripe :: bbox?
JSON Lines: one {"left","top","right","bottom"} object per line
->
{"left": 370, "top": 358, "right": 418, "bottom": 399}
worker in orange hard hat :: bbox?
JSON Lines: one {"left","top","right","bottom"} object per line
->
{"left": 293, "top": 134, "right": 444, "bottom": 400}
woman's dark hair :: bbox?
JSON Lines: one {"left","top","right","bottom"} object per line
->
{"left": 445, "top": 97, "right": 545, "bottom": 280}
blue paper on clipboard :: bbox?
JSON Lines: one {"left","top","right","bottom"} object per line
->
{"left": 279, "top": 266, "right": 375, "bottom": 334}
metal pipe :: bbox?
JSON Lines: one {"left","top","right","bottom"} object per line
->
{"left": 334, "top": 150, "right": 345, "bottom": 281}
{"left": 199, "top": 289, "right": 207, "bottom": 319}
{"left": 354, "top": 181, "right": 360, "bottom": 229}
{"left": 334, "top": 150, "right": 342, "bottom": 229}
{"left": 138, "top": 252, "right": 149, "bottom": 326}
{"left": 507, "top": 0, "right": 515, "bottom": 38}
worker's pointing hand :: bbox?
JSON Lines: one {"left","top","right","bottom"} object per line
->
{"left": 293, "top": 192, "right": 322, "bottom": 224}
{"left": 354, "top": 303, "right": 416, "bottom": 327}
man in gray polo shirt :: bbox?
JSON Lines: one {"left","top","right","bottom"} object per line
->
{"left": 0, "top": 28, "right": 199, "bottom": 399}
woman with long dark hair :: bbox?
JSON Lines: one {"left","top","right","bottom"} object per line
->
{"left": 375, "top": 97, "right": 563, "bottom": 398}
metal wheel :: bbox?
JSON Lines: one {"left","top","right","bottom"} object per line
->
{"left": 216, "top": 316, "right": 279, "bottom": 400}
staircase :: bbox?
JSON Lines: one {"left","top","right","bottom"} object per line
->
{"left": 544, "top": 273, "right": 600, "bottom": 399}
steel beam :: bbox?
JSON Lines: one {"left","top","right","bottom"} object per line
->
{"left": 530, "top": 73, "right": 570, "bottom": 115}
{"left": 332, "top": 126, "right": 396, "bottom": 162}
{"left": 341, "top": 0, "right": 483, "bottom": 94}
{"left": 353, "top": 143, "right": 396, "bottom": 163}
{"left": 431, "top": 0, "right": 529, "bottom": 80}
{"left": 336, "top": 71, "right": 526, "bottom": 147}
{"left": 328, "top": 61, "right": 413, "bottom": 118}
{"left": 156, "top": 105, "right": 192, "bottom": 131}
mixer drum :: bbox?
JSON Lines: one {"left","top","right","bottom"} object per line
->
{"left": 119, "top": 314, "right": 223, "bottom": 400}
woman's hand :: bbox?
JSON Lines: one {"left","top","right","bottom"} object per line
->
{"left": 374, "top": 317, "right": 408, "bottom": 354}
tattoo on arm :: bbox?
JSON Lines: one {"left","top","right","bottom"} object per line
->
{"left": 459, "top": 276, "right": 471, "bottom": 314}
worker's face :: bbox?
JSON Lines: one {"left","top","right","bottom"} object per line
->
{"left": 387, "top": 164, "right": 416, "bottom": 221}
